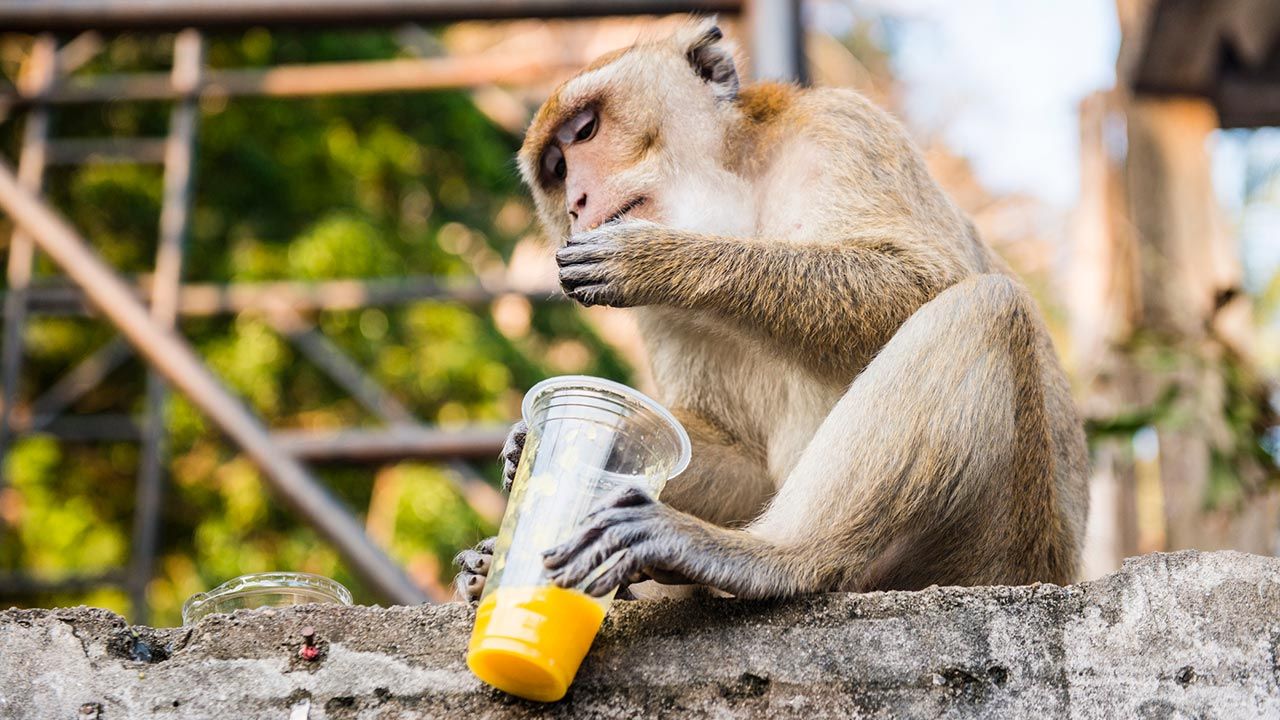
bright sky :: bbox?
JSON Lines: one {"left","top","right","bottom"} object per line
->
{"left": 810, "top": 0, "right": 1278, "bottom": 289}
{"left": 814, "top": 0, "right": 1120, "bottom": 208}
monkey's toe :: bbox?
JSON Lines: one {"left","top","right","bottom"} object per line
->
{"left": 452, "top": 536, "right": 498, "bottom": 602}
{"left": 454, "top": 571, "right": 486, "bottom": 602}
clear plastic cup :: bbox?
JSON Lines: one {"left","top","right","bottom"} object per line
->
{"left": 182, "top": 572, "right": 353, "bottom": 625}
{"left": 467, "top": 375, "right": 691, "bottom": 702}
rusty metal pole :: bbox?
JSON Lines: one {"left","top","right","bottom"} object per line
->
{"left": 0, "top": 159, "right": 429, "bottom": 607}
{"left": 128, "top": 28, "right": 204, "bottom": 624}
{"left": 0, "top": 35, "right": 57, "bottom": 488}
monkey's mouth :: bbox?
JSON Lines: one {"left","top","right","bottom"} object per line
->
{"left": 602, "top": 196, "right": 647, "bottom": 226}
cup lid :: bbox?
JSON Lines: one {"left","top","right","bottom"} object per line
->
{"left": 181, "top": 572, "right": 352, "bottom": 625}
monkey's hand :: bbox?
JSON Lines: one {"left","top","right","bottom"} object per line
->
{"left": 498, "top": 419, "right": 528, "bottom": 493}
{"left": 541, "top": 486, "right": 700, "bottom": 597}
{"left": 453, "top": 536, "right": 497, "bottom": 602}
{"left": 556, "top": 220, "right": 667, "bottom": 308}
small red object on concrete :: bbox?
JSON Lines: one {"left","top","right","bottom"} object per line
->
{"left": 299, "top": 626, "right": 320, "bottom": 661}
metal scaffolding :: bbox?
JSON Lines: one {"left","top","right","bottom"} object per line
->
{"left": 0, "top": 0, "right": 804, "bottom": 622}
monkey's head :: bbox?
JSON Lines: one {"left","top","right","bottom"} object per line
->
{"left": 518, "top": 18, "right": 741, "bottom": 244}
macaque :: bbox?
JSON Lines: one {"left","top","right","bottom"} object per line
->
{"left": 455, "top": 18, "right": 1088, "bottom": 601}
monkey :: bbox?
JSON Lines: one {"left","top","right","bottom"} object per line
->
{"left": 454, "top": 18, "right": 1088, "bottom": 601}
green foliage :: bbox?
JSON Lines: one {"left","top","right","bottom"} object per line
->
{"left": 1086, "top": 332, "right": 1280, "bottom": 512}
{"left": 0, "top": 29, "right": 631, "bottom": 625}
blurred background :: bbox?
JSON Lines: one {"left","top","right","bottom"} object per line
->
{"left": 0, "top": 0, "right": 1276, "bottom": 626}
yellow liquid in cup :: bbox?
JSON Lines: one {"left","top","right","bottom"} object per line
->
{"left": 467, "top": 585, "right": 607, "bottom": 702}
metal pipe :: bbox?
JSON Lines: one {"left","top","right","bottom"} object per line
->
{"left": 26, "top": 338, "right": 133, "bottom": 430}
{"left": 272, "top": 426, "right": 510, "bottom": 463}
{"left": 19, "top": 414, "right": 142, "bottom": 442}
{"left": 265, "top": 302, "right": 417, "bottom": 426}
{"left": 748, "top": 0, "right": 805, "bottom": 83}
{"left": 46, "top": 138, "right": 168, "bottom": 165}
{"left": 13, "top": 277, "right": 562, "bottom": 316}
{"left": 0, "top": 0, "right": 742, "bottom": 31}
{"left": 0, "top": 157, "right": 429, "bottom": 607}
{"left": 0, "top": 570, "right": 126, "bottom": 595}
{"left": 130, "top": 28, "right": 204, "bottom": 625}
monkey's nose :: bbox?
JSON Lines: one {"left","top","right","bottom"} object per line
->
{"left": 569, "top": 192, "right": 588, "bottom": 215}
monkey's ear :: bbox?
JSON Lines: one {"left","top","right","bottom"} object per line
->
{"left": 686, "top": 24, "right": 739, "bottom": 102}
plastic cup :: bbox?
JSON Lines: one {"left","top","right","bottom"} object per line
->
{"left": 182, "top": 572, "right": 353, "bottom": 625}
{"left": 467, "top": 375, "right": 691, "bottom": 702}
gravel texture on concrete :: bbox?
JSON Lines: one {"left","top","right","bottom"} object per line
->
{"left": 2, "top": 550, "right": 1279, "bottom": 719}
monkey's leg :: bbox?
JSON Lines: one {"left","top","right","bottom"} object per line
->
{"left": 544, "top": 275, "right": 1070, "bottom": 598}
{"left": 661, "top": 409, "right": 773, "bottom": 527}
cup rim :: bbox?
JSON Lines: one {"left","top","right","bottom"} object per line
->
{"left": 520, "top": 375, "right": 692, "bottom": 480}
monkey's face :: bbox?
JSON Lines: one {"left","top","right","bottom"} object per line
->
{"left": 518, "top": 19, "right": 741, "bottom": 244}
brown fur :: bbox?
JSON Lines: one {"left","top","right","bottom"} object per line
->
{"left": 475, "top": 18, "right": 1090, "bottom": 599}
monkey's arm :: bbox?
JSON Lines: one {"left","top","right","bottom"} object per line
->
{"left": 557, "top": 221, "right": 963, "bottom": 378}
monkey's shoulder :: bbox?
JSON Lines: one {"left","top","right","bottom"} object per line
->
{"left": 739, "top": 83, "right": 898, "bottom": 130}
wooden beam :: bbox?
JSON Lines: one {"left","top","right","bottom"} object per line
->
{"left": 0, "top": 0, "right": 742, "bottom": 32}
{"left": 2, "top": 54, "right": 580, "bottom": 108}
{"left": 0, "top": 155, "right": 429, "bottom": 606}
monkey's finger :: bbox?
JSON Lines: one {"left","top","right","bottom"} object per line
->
{"left": 583, "top": 552, "right": 639, "bottom": 597}
{"left": 498, "top": 421, "right": 526, "bottom": 463}
{"left": 558, "top": 261, "right": 609, "bottom": 286}
{"left": 542, "top": 524, "right": 605, "bottom": 570}
{"left": 477, "top": 536, "right": 497, "bottom": 554}
{"left": 545, "top": 504, "right": 653, "bottom": 569}
{"left": 547, "top": 524, "right": 649, "bottom": 588}
{"left": 501, "top": 460, "right": 519, "bottom": 492}
{"left": 556, "top": 241, "right": 614, "bottom": 265}
{"left": 566, "top": 283, "right": 625, "bottom": 308}
{"left": 545, "top": 536, "right": 616, "bottom": 586}
{"left": 498, "top": 421, "right": 527, "bottom": 492}
{"left": 454, "top": 571, "right": 486, "bottom": 602}
{"left": 455, "top": 547, "right": 491, "bottom": 575}
{"left": 583, "top": 485, "right": 655, "bottom": 519}
{"left": 578, "top": 503, "right": 654, "bottom": 533}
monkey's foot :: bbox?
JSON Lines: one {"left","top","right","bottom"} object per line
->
{"left": 542, "top": 486, "right": 695, "bottom": 597}
{"left": 499, "top": 420, "right": 528, "bottom": 492}
{"left": 453, "top": 536, "right": 497, "bottom": 602}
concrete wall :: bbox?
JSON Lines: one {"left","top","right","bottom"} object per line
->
{"left": 2, "top": 550, "right": 1279, "bottom": 719}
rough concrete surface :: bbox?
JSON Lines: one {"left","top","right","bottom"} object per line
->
{"left": 1, "top": 550, "right": 1279, "bottom": 719}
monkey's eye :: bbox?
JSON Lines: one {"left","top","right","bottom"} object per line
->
{"left": 574, "top": 112, "right": 598, "bottom": 142}
{"left": 541, "top": 144, "right": 566, "bottom": 184}
{"left": 556, "top": 108, "right": 598, "bottom": 145}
